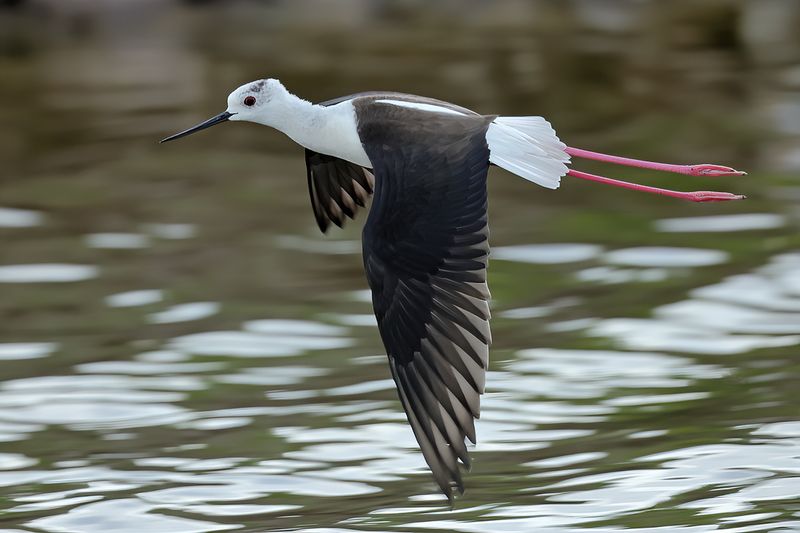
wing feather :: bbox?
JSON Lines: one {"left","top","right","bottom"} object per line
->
{"left": 359, "top": 102, "right": 494, "bottom": 500}
{"left": 304, "top": 149, "right": 374, "bottom": 233}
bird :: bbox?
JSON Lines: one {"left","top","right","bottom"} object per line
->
{"left": 161, "top": 78, "right": 745, "bottom": 502}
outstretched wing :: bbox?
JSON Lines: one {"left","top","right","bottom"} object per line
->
{"left": 305, "top": 150, "right": 374, "bottom": 233}
{"left": 359, "top": 101, "right": 494, "bottom": 500}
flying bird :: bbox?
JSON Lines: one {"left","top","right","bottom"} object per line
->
{"left": 161, "top": 78, "right": 745, "bottom": 501}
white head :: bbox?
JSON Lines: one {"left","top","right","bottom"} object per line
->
{"left": 225, "top": 78, "right": 293, "bottom": 126}
{"left": 160, "top": 78, "right": 297, "bottom": 143}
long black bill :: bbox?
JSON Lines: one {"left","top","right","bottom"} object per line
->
{"left": 160, "top": 111, "right": 234, "bottom": 143}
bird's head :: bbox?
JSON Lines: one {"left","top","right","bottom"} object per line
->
{"left": 160, "top": 78, "right": 290, "bottom": 143}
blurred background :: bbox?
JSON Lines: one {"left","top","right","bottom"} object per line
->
{"left": 1, "top": 0, "right": 799, "bottom": 531}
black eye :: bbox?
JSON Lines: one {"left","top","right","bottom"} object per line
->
{"left": 244, "top": 96, "right": 256, "bottom": 106}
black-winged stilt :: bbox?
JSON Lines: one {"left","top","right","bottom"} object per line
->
{"left": 161, "top": 78, "right": 745, "bottom": 501}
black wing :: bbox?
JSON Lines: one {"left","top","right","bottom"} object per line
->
{"left": 358, "top": 102, "right": 493, "bottom": 501}
{"left": 305, "top": 150, "right": 374, "bottom": 233}
{"left": 306, "top": 92, "right": 477, "bottom": 233}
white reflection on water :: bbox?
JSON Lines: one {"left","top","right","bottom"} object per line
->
{"left": 328, "top": 313, "right": 380, "bottom": 326}
{"left": 576, "top": 266, "right": 668, "bottom": 284}
{"left": 143, "top": 223, "right": 196, "bottom": 240}
{"left": 692, "top": 253, "right": 800, "bottom": 311}
{"left": 0, "top": 293, "right": 797, "bottom": 532}
{"left": 512, "top": 349, "right": 728, "bottom": 388}
{"left": 0, "top": 342, "right": 58, "bottom": 360}
{"left": 657, "top": 300, "right": 800, "bottom": 334}
{"left": 0, "top": 264, "right": 99, "bottom": 283}
{"left": 655, "top": 213, "right": 786, "bottom": 232}
{"left": 75, "top": 360, "right": 225, "bottom": 375}
{"left": 171, "top": 319, "right": 351, "bottom": 357}
{"left": 499, "top": 306, "right": 553, "bottom": 319}
{"left": 147, "top": 302, "right": 220, "bottom": 324}
{"left": 0, "top": 375, "right": 200, "bottom": 430}
{"left": 603, "top": 247, "right": 729, "bottom": 267}
{"left": 165, "top": 503, "right": 301, "bottom": 516}
{"left": 105, "top": 289, "right": 164, "bottom": 307}
{"left": 640, "top": 441, "right": 800, "bottom": 516}
{"left": 0, "top": 252, "right": 797, "bottom": 530}
{"left": 495, "top": 245, "right": 728, "bottom": 285}
{"left": 590, "top": 319, "right": 800, "bottom": 354}
{"left": 0, "top": 453, "right": 37, "bottom": 470}
{"left": 0, "top": 207, "right": 44, "bottom": 227}
{"left": 589, "top": 252, "right": 800, "bottom": 354}
{"left": 242, "top": 319, "right": 347, "bottom": 337}
{"left": 524, "top": 451, "right": 607, "bottom": 468}
{"left": 84, "top": 232, "right": 151, "bottom": 249}
{"left": 493, "top": 243, "right": 603, "bottom": 264}
{"left": 171, "top": 330, "right": 352, "bottom": 357}
{"left": 0, "top": 420, "right": 45, "bottom": 443}
{"left": 754, "top": 421, "right": 800, "bottom": 438}
{"left": 407, "top": 429, "right": 800, "bottom": 532}
{"left": 29, "top": 498, "right": 238, "bottom": 533}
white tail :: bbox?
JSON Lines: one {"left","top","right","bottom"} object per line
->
{"left": 486, "top": 116, "right": 570, "bottom": 189}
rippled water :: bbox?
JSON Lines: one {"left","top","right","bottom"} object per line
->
{"left": 1, "top": 1, "right": 800, "bottom": 532}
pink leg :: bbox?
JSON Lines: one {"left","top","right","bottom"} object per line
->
{"left": 567, "top": 169, "right": 746, "bottom": 202}
{"left": 565, "top": 147, "right": 746, "bottom": 177}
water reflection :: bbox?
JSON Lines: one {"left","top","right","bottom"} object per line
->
{"left": 105, "top": 289, "right": 164, "bottom": 307}
{"left": 0, "top": 264, "right": 99, "bottom": 283}
{"left": 493, "top": 244, "right": 603, "bottom": 264}
{"left": 589, "top": 252, "right": 800, "bottom": 354}
{"left": 170, "top": 319, "right": 354, "bottom": 357}
{"left": 0, "top": 207, "right": 43, "bottom": 228}
{"left": 576, "top": 266, "right": 668, "bottom": 284}
{"left": 29, "top": 498, "right": 240, "bottom": 533}
{"left": 656, "top": 213, "right": 786, "bottom": 233}
{"left": 147, "top": 302, "right": 220, "bottom": 324}
{"left": 603, "top": 247, "right": 729, "bottom": 268}
{"left": 85, "top": 233, "right": 151, "bottom": 250}
{"left": 142, "top": 223, "right": 196, "bottom": 240}
{"left": 0, "top": 342, "right": 57, "bottom": 360}
{"left": 0, "top": 374, "right": 194, "bottom": 428}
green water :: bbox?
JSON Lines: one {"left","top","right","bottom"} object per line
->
{"left": 1, "top": 1, "right": 799, "bottom": 532}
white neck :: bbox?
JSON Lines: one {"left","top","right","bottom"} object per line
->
{"left": 253, "top": 89, "right": 371, "bottom": 168}
{"left": 253, "top": 91, "right": 318, "bottom": 142}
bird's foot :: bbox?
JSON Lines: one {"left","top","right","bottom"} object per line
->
{"left": 685, "top": 164, "right": 747, "bottom": 177}
{"left": 684, "top": 191, "right": 747, "bottom": 202}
